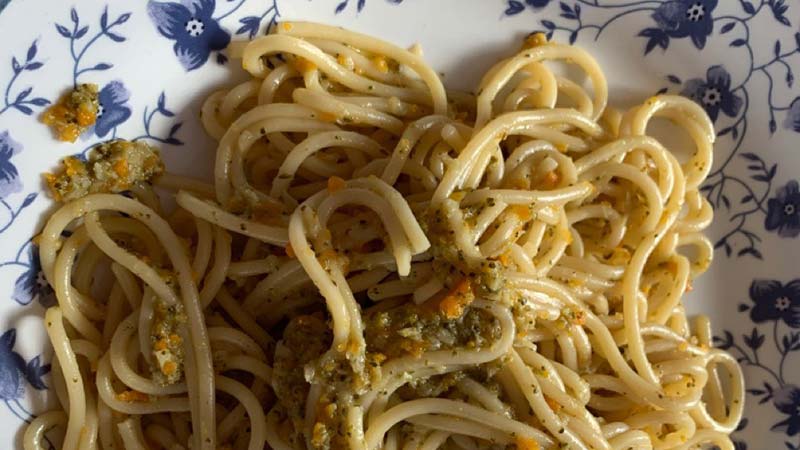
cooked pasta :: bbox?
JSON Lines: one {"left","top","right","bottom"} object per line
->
{"left": 25, "top": 22, "right": 743, "bottom": 450}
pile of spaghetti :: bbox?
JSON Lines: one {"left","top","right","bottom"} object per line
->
{"left": 25, "top": 22, "right": 744, "bottom": 450}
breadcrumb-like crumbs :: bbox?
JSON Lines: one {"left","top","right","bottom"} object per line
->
{"left": 41, "top": 83, "right": 99, "bottom": 142}
{"left": 44, "top": 140, "right": 164, "bottom": 202}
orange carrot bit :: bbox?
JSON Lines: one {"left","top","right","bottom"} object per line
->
{"left": 498, "top": 252, "right": 511, "bottom": 267}
{"left": 685, "top": 281, "right": 694, "bottom": 293}
{"left": 542, "top": 171, "right": 560, "bottom": 188}
{"left": 327, "top": 176, "right": 346, "bottom": 193}
{"left": 285, "top": 242, "right": 296, "bottom": 258}
{"left": 169, "top": 334, "right": 182, "bottom": 346}
{"left": 515, "top": 437, "right": 541, "bottom": 450}
{"left": 116, "top": 390, "right": 150, "bottom": 403}
{"left": 544, "top": 395, "right": 562, "bottom": 412}
{"left": 154, "top": 339, "right": 168, "bottom": 351}
{"left": 161, "top": 361, "right": 178, "bottom": 376}
{"left": 439, "top": 279, "right": 474, "bottom": 319}
{"left": 510, "top": 204, "right": 532, "bottom": 221}
{"left": 292, "top": 57, "right": 316, "bottom": 74}
{"left": 113, "top": 158, "right": 129, "bottom": 179}
{"left": 318, "top": 111, "right": 338, "bottom": 123}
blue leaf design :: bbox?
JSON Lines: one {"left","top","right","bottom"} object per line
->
{"left": 157, "top": 92, "right": 166, "bottom": 111}
{"left": 74, "top": 26, "right": 89, "bottom": 40}
{"left": 165, "top": 137, "right": 183, "bottom": 145}
{"left": 775, "top": 40, "right": 781, "bottom": 57}
{"left": 236, "top": 16, "right": 261, "bottom": 38}
{"left": 335, "top": 1, "right": 348, "bottom": 13}
{"left": 55, "top": 23, "right": 72, "bottom": 38}
{"left": 29, "top": 98, "right": 49, "bottom": 106}
{"left": 169, "top": 122, "right": 182, "bottom": 136}
{"left": 720, "top": 22, "right": 736, "bottom": 34}
{"left": 11, "top": 57, "right": 21, "bottom": 74}
{"left": 15, "top": 87, "right": 31, "bottom": 103}
{"left": 730, "top": 39, "right": 747, "bottom": 47}
{"left": 559, "top": 2, "right": 572, "bottom": 13}
{"left": 569, "top": 30, "right": 578, "bottom": 44}
{"left": 21, "top": 193, "right": 37, "bottom": 208}
{"left": 25, "top": 41, "right": 37, "bottom": 62}
{"left": 91, "top": 63, "right": 113, "bottom": 71}
{"left": 100, "top": 8, "right": 108, "bottom": 30}
{"left": 639, "top": 28, "right": 669, "bottom": 55}
{"left": 25, "top": 62, "right": 43, "bottom": 71}
{"left": 795, "top": 32, "right": 800, "bottom": 49}
{"left": 106, "top": 32, "right": 126, "bottom": 43}
{"left": 740, "top": 152, "right": 760, "bottom": 161}
{"left": 357, "top": 0, "right": 366, "bottom": 12}
{"left": 667, "top": 74, "right": 681, "bottom": 84}
{"left": 114, "top": 13, "right": 132, "bottom": 25}
{"left": 14, "top": 104, "right": 32, "bottom": 115}
{"left": 741, "top": 1, "right": 755, "bottom": 14}
{"left": 541, "top": 20, "right": 556, "bottom": 30}
{"left": 505, "top": 0, "right": 525, "bottom": 15}
{"left": 70, "top": 7, "right": 78, "bottom": 24}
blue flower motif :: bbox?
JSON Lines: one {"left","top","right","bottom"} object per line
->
{"left": 0, "top": 329, "right": 50, "bottom": 400}
{"left": 681, "top": 65, "right": 743, "bottom": 122}
{"left": 94, "top": 81, "right": 131, "bottom": 138}
{"left": 0, "top": 131, "right": 22, "bottom": 200}
{"left": 748, "top": 279, "right": 800, "bottom": 327}
{"left": 652, "top": 0, "right": 717, "bottom": 49}
{"left": 639, "top": 0, "right": 718, "bottom": 53}
{"left": 772, "top": 385, "right": 800, "bottom": 436}
{"left": 147, "top": 0, "right": 231, "bottom": 71}
{"left": 12, "top": 244, "right": 55, "bottom": 308}
{"left": 782, "top": 97, "right": 800, "bottom": 132}
{"left": 766, "top": 180, "right": 800, "bottom": 238}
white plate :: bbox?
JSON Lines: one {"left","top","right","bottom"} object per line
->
{"left": 1, "top": 0, "right": 798, "bottom": 447}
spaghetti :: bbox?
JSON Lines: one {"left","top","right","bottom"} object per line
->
{"left": 25, "top": 22, "right": 743, "bottom": 450}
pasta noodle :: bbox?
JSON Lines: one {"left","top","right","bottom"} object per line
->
{"left": 26, "top": 22, "right": 743, "bottom": 450}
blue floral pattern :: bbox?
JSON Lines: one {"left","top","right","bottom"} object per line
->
{"left": 717, "top": 277, "right": 800, "bottom": 446}
{"left": 0, "top": 40, "right": 49, "bottom": 117}
{"left": 94, "top": 81, "right": 132, "bottom": 138}
{"left": 55, "top": 6, "right": 131, "bottom": 87}
{"left": 0, "top": 132, "right": 36, "bottom": 234}
{"left": 0, "top": 132, "right": 22, "bottom": 201}
{"left": 748, "top": 279, "right": 800, "bottom": 327}
{"left": 236, "top": 0, "right": 280, "bottom": 38}
{"left": 333, "top": 0, "right": 404, "bottom": 14}
{"left": 681, "top": 65, "right": 743, "bottom": 122}
{"left": 147, "top": 0, "right": 231, "bottom": 71}
{"left": 765, "top": 181, "right": 800, "bottom": 238}
{"left": 773, "top": 385, "right": 800, "bottom": 436}
{"left": 643, "top": 0, "right": 718, "bottom": 51}
{"left": 10, "top": 244, "right": 54, "bottom": 308}
{"left": 0, "top": 328, "right": 50, "bottom": 425}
